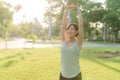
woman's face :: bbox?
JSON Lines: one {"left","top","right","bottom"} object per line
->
{"left": 67, "top": 25, "right": 77, "bottom": 38}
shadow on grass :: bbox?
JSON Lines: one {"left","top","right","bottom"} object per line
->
{"left": 0, "top": 51, "right": 32, "bottom": 61}
{"left": 104, "top": 59, "right": 120, "bottom": 63}
{"left": 93, "top": 51, "right": 120, "bottom": 63}
{"left": 95, "top": 51, "right": 120, "bottom": 58}
{"left": 1, "top": 60, "right": 17, "bottom": 68}
{"left": 20, "top": 56, "right": 26, "bottom": 60}
{"left": 0, "top": 53, "right": 22, "bottom": 61}
{"left": 84, "top": 57, "right": 120, "bottom": 73}
{"left": 0, "top": 51, "right": 33, "bottom": 68}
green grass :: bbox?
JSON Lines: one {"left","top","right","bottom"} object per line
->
{"left": 84, "top": 40, "right": 114, "bottom": 44}
{"left": 0, "top": 47, "right": 120, "bottom": 80}
{"left": 80, "top": 47, "right": 120, "bottom": 80}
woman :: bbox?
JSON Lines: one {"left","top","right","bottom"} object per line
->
{"left": 59, "top": 4, "right": 84, "bottom": 80}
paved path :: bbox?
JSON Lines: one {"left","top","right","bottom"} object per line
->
{"left": 0, "top": 39, "right": 120, "bottom": 48}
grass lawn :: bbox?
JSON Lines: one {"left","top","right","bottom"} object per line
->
{"left": 0, "top": 47, "right": 120, "bottom": 80}
{"left": 84, "top": 40, "right": 115, "bottom": 44}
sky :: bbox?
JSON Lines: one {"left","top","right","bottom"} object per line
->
{"left": 2, "top": 0, "right": 48, "bottom": 25}
{"left": 91, "top": 0, "right": 105, "bottom": 3}
{"left": 2, "top": 0, "right": 105, "bottom": 25}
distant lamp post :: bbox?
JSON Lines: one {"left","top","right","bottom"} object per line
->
{"left": 48, "top": 0, "right": 52, "bottom": 40}
{"left": 103, "top": 23, "right": 106, "bottom": 44}
{"left": 2, "top": 19, "right": 7, "bottom": 49}
{"left": 2, "top": 20, "right": 5, "bottom": 39}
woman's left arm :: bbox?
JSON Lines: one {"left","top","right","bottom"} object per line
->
{"left": 76, "top": 6, "right": 84, "bottom": 49}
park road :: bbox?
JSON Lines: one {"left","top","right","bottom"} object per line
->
{"left": 0, "top": 39, "right": 120, "bottom": 48}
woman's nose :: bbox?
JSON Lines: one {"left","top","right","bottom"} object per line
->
{"left": 69, "top": 29, "right": 72, "bottom": 32}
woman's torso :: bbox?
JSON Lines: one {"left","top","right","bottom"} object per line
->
{"left": 61, "top": 41, "right": 80, "bottom": 78}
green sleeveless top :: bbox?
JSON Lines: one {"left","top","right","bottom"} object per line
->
{"left": 61, "top": 41, "right": 80, "bottom": 78}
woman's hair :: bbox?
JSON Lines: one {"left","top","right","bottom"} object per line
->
{"left": 66, "top": 23, "right": 79, "bottom": 37}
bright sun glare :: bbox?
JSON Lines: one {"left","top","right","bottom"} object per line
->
{"left": 2, "top": 0, "right": 48, "bottom": 25}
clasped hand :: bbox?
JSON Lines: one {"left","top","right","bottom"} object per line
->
{"left": 66, "top": 4, "right": 78, "bottom": 10}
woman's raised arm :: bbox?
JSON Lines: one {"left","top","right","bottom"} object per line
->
{"left": 76, "top": 6, "right": 84, "bottom": 49}
{"left": 61, "top": 6, "right": 70, "bottom": 42}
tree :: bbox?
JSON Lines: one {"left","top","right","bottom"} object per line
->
{"left": 0, "top": 1, "right": 13, "bottom": 49}
{"left": 44, "top": 0, "right": 63, "bottom": 39}
{"left": 15, "top": 18, "right": 43, "bottom": 39}
{"left": 14, "top": 4, "right": 22, "bottom": 12}
{"left": 44, "top": 0, "right": 107, "bottom": 41}
{"left": 104, "top": 0, "right": 120, "bottom": 42}
{"left": 80, "top": 1, "right": 104, "bottom": 38}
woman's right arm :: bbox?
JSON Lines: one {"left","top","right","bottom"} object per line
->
{"left": 61, "top": 7, "right": 69, "bottom": 42}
